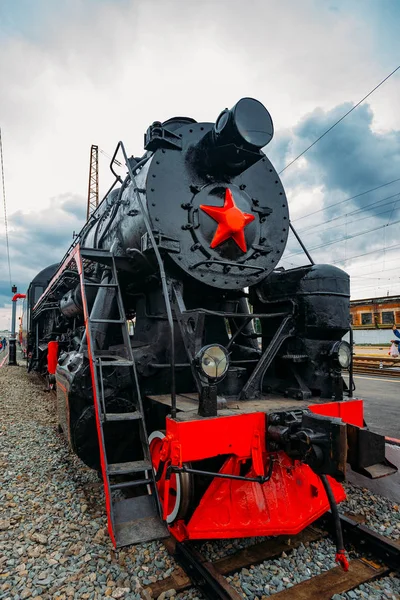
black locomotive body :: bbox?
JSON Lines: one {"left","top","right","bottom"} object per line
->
{"left": 23, "top": 98, "right": 396, "bottom": 551}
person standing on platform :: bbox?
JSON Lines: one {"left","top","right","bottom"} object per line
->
{"left": 390, "top": 325, "right": 400, "bottom": 357}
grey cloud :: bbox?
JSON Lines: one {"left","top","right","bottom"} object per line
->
{"left": 60, "top": 194, "right": 87, "bottom": 220}
{"left": 266, "top": 131, "right": 293, "bottom": 175}
{"left": 274, "top": 102, "right": 400, "bottom": 268}
{"left": 294, "top": 104, "right": 400, "bottom": 213}
{"left": 1, "top": 0, "right": 394, "bottom": 220}
{"left": 0, "top": 193, "right": 85, "bottom": 312}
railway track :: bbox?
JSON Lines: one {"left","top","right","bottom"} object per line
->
{"left": 353, "top": 356, "right": 400, "bottom": 378}
{"left": 147, "top": 515, "right": 400, "bottom": 600}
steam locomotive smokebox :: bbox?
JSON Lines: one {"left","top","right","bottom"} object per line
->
{"left": 81, "top": 98, "right": 289, "bottom": 291}
{"left": 259, "top": 264, "right": 350, "bottom": 338}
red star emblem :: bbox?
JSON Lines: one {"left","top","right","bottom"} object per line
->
{"left": 200, "top": 188, "right": 255, "bottom": 252}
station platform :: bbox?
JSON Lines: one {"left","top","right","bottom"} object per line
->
{"left": 354, "top": 345, "right": 400, "bottom": 358}
{"left": 349, "top": 373, "right": 400, "bottom": 502}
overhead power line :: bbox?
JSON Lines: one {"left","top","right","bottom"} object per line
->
{"left": 345, "top": 255, "right": 400, "bottom": 273}
{"left": 279, "top": 65, "right": 400, "bottom": 175}
{"left": 285, "top": 216, "right": 400, "bottom": 259}
{"left": 352, "top": 275, "right": 400, "bottom": 282}
{"left": 99, "top": 148, "right": 122, "bottom": 168}
{"left": 282, "top": 241, "right": 400, "bottom": 270}
{"left": 293, "top": 177, "right": 400, "bottom": 223}
{"left": 298, "top": 190, "right": 400, "bottom": 233}
{"left": 0, "top": 127, "right": 12, "bottom": 288}
{"left": 352, "top": 265, "right": 400, "bottom": 279}
{"left": 387, "top": 194, "right": 400, "bottom": 226}
{"left": 310, "top": 206, "right": 394, "bottom": 237}
{"left": 332, "top": 242, "right": 400, "bottom": 266}
{"left": 350, "top": 282, "right": 400, "bottom": 293}
{"left": 297, "top": 192, "right": 400, "bottom": 237}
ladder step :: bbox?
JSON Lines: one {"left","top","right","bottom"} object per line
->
{"left": 114, "top": 496, "right": 169, "bottom": 547}
{"left": 90, "top": 318, "right": 125, "bottom": 324}
{"left": 110, "top": 478, "right": 150, "bottom": 491}
{"left": 80, "top": 248, "right": 113, "bottom": 263}
{"left": 108, "top": 460, "right": 152, "bottom": 476}
{"left": 81, "top": 248, "right": 112, "bottom": 257}
{"left": 85, "top": 282, "right": 118, "bottom": 288}
{"left": 97, "top": 359, "right": 133, "bottom": 367}
{"left": 104, "top": 411, "right": 142, "bottom": 422}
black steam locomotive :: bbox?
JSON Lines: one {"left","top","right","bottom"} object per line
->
{"left": 22, "top": 98, "right": 395, "bottom": 557}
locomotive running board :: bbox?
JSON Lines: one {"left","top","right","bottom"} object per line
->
{"left": 77, "top": 245, "right": 168, "bottom": 547}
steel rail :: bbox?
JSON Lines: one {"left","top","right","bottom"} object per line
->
{"left": 173, "top": 542, "right": 242, "bottom": 600}
{"left": 157, "top": 514, "right": 399, "bottom": 600}
{"left": 322, "top": 513, "right": 400, "bottom": 571}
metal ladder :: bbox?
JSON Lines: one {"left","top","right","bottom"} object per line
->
{"left": 77, "top": 245, "right": 168, "bottom": 547}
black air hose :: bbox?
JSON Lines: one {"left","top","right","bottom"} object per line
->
{"left": 320, "top": 474, "right": 349, "bottom": 571}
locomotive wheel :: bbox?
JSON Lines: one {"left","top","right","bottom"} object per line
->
{"left": 149, "top": 430, "right": 193, "bottom": 524}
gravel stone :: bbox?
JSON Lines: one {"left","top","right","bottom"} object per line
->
{"left": 31, "top": 533, "right": 48, "bottom": 545}
{"left": 0, "top": 366, "right": 182, "bottom": 599}
{"left": 111, "top": 587, "right": 130, "bottom": 598}
{"left": 1, "top": 365, "right": 399, "bottom": 600}
{"left": 341, "top": 482, "right": 400, "bottom": 541}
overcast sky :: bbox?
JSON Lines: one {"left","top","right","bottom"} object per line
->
{"left": 0, "top": 0, "right": 400, "bottom": 329}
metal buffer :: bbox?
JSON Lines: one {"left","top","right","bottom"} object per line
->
{"left": 86, "top": 145, "right": 99, "bottom": 220}
{"left": 77, "top": 246, "right": 168, "bottom": 547}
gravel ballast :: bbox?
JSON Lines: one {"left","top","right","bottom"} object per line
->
{"left": 0, "top": 366, "right": 185, "bottom": 600}
{"left": 341, "top": 482, "right": 400, "bottom": 541}
{"left": 1, "top": 364, "right": 399, "bottom": 600}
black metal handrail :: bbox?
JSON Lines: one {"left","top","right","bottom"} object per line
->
{"left": 348, "top": 325, "right": 355, "bottom": 397}
{"left": 289, "top": 222, "right": 314, "bottom": 265}
{"left": 189, "top": 259, "right": 265, "bottom": 273}
{"left": 167, "top": 457, "right": 275, "bottom": 484}
{"left": 182, "top": 308, "right": 290, "bottom": 318}
{"left": 117, "top": 141, "right": 177, "bottom": 418}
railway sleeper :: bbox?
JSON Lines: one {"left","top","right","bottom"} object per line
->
{"left": 147, "top": 516, "right": 400, "bottom": 600}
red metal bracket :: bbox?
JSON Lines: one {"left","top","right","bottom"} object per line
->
{"left": 251, "top": 429, "right": 265, "bottom": 477}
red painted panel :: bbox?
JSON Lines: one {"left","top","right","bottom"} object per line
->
{"left": 166, "top": 412, "right": 266, "bottom": 462}
{"left": 47, "top": 341, "right": 59, "bottom": 375}
{"left": 309, "top": 399, "right": 364, "bottom": 428}
{"left": 184, "top": 452, "right": 345, "bottom": 539}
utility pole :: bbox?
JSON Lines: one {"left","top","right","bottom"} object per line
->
{"left": 86, "top": 145, "right": 99, "bottom": 220}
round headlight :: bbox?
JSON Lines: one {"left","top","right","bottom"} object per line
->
{"left": 195, "top": 344, "right": 229, "bottom": 381}
{"left": 213, "top": 98, "right": 274, "bottom": 149}
{"left": 331, "top": 341, "right": 352, "bottom": 369}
